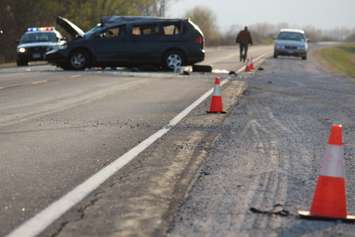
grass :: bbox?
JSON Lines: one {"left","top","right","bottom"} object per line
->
{"left": 319, "top": 44, "right": 355, "bottom": 78}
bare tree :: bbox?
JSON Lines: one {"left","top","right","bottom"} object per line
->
{"left": 185, "top": 6, "right": 220, "bottom": 45}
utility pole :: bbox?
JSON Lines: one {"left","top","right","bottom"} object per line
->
{"left": 159, "top": 0, "right": 166, "bottom": 17}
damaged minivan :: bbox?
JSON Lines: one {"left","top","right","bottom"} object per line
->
{"left": 46, "top": 16, "right": 205, "bottom": 70}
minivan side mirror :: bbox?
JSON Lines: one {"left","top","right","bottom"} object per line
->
{"left": 94, "top": 33, "right": 105, "bottom": 39}
{"left": 16, "top": 40, "right": 19, "bottom": 44}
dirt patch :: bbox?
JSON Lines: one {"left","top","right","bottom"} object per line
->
{"left": 311, "top": 49, "right": 340, "bottom": 75}
{"left": 312, "top": 45, "right": 355, "bottom": 78}
{"left": 351, "top": 54, "right": 355, "bottom": 65}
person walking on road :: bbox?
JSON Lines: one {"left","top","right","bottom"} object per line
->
{"left": 236, "top": 26, "right": 253, "bottom": 62}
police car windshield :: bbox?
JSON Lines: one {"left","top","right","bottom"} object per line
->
{"left": 20, "top": 32, "right": 58, "bottom": 44}
{"left": 277, "top": 32, "right": 305, "bottom": 41}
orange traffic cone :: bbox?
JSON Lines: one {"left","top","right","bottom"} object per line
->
{"left": 245, "top": 59, "right": 252, "bottom": 72}
{"left": 298, "top": 124, "right": 355, "bottom": 221}
{"left": 250, "top": 57, "right": 255, "bottom": 71}
{"left": 208, "top": 77, "right": 225, "bottom": 113}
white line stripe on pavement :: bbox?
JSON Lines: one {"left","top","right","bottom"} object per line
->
{"left": 31, "top": 80, "right": 48, "bottom": 85}
{"left": 6, "top": 53, "right": 268, "bottom": 237}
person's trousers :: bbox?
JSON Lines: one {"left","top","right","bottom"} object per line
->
{"left": 239, "top": 43, "right": 248, "bottom": 62}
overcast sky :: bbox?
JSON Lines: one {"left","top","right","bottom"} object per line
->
{"left": 167, "top": 0, "right": 355, "bottom": 31}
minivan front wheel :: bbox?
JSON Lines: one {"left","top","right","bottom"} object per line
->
{"left": 69, "top": 50, "right": 90, "bottom": 70}
{"left": 164, "top": 51, "right": 185, "bottom": 71}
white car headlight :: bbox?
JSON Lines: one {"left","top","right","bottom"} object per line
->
{"left": 58, "top": 44, "right": 67, "bottom": 50}
{"left": 18, "top": 47, "right": 26, "bottom": 53}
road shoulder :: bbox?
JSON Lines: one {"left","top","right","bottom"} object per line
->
{"left": 42, "top": 78, "right": 247, "bottom": 237}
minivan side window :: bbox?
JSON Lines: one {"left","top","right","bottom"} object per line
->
{"left": 131, "top": 24, "right": 160, "bottom": 37}
{"left": 162, "top": 23, "right": 182, "bottom": 36}
{"left": 99, "top": 26, "right": 125, "bottom": 39}
{"left": 131, "top": 26, "right": 141, "bottom": 36}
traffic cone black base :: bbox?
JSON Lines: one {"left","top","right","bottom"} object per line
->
{"left": 207, "top": 111, "right": 226, "bottom": 114}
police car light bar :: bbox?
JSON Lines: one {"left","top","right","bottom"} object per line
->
{"left": 27, "top": 27, "right": 55, "bottom": 32}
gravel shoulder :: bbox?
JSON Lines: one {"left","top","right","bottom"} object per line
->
{"left": 169, "top": 54, "right": 355, "bottom": 237}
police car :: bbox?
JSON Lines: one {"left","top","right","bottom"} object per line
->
{"left": 16, "top": 27, "right": 66, "bottom": 66}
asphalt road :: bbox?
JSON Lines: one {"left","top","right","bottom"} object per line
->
{"left": 0, "top": 45, "right": 271, "bottom": 236}
{"left": 169, "top": 50, "right": 355, "bottom": 236}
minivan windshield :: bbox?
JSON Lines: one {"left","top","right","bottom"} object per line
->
{"left": 20, "top": 32, "right": 58, "bottom": 44}
{"left": 85, "top": 24, "right": 103, "bottom": 36}
{"left": 277, "top": 32, "right": 305, "bottom": 41}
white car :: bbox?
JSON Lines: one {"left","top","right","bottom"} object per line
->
{"left": 274, "top": 29, "right": 308, "bottom": 60}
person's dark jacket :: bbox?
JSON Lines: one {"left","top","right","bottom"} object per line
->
{"left": 236, "top": 30, "right": 253, "bottom": 45}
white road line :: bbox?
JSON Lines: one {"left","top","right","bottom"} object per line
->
{"left": 71, "top": 75, "right": 81, "bottom": 78}
{"left": 31, "top": 80, "right": 48, "bottom": 85}
{"left": 6, "top": 53, "right": 268, "bottom": 237}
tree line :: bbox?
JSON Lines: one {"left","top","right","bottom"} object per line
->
{"left": 0, "top": 0, "right": 168, "bottom": 62}
{"left": 186, "top": 6, "right": 355, "bottom": 46}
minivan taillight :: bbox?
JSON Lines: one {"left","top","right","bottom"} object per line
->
{"left": 195, "top": 36, "right": 203, "bottom": 45}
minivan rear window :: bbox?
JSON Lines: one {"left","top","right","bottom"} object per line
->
{"left": 163, "top": 23, "right": 182, "bottom": 36}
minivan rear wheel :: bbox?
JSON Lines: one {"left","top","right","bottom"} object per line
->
{"left": 69, "top": 50, "right": 90, "bottom": 70}
{"left": 164, "top": 51, "right": 185, "bottom": 71}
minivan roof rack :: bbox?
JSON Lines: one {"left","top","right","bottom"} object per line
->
{"left": 101, "top": 16, "right": 183, "bottom": 26}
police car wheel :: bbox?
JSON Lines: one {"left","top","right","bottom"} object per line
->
{"left": 16, "top": 59, "right": 28, "bottom": 67}
{"left": 273, "top": 51, "right": 278, "bottom": 58}
{"left": 69, "top": 50, "right": 89, "bottom": 70}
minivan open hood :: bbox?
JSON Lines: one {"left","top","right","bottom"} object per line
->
{"left": 56, "top": 16, "right": 84, "bottom": 38}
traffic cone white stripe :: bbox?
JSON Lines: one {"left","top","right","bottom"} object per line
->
{"left": 320, "top": 145, "right": 345, "bottom": 177}
{"left": 213, "top": 86, "right": 221, "bottom": 96}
